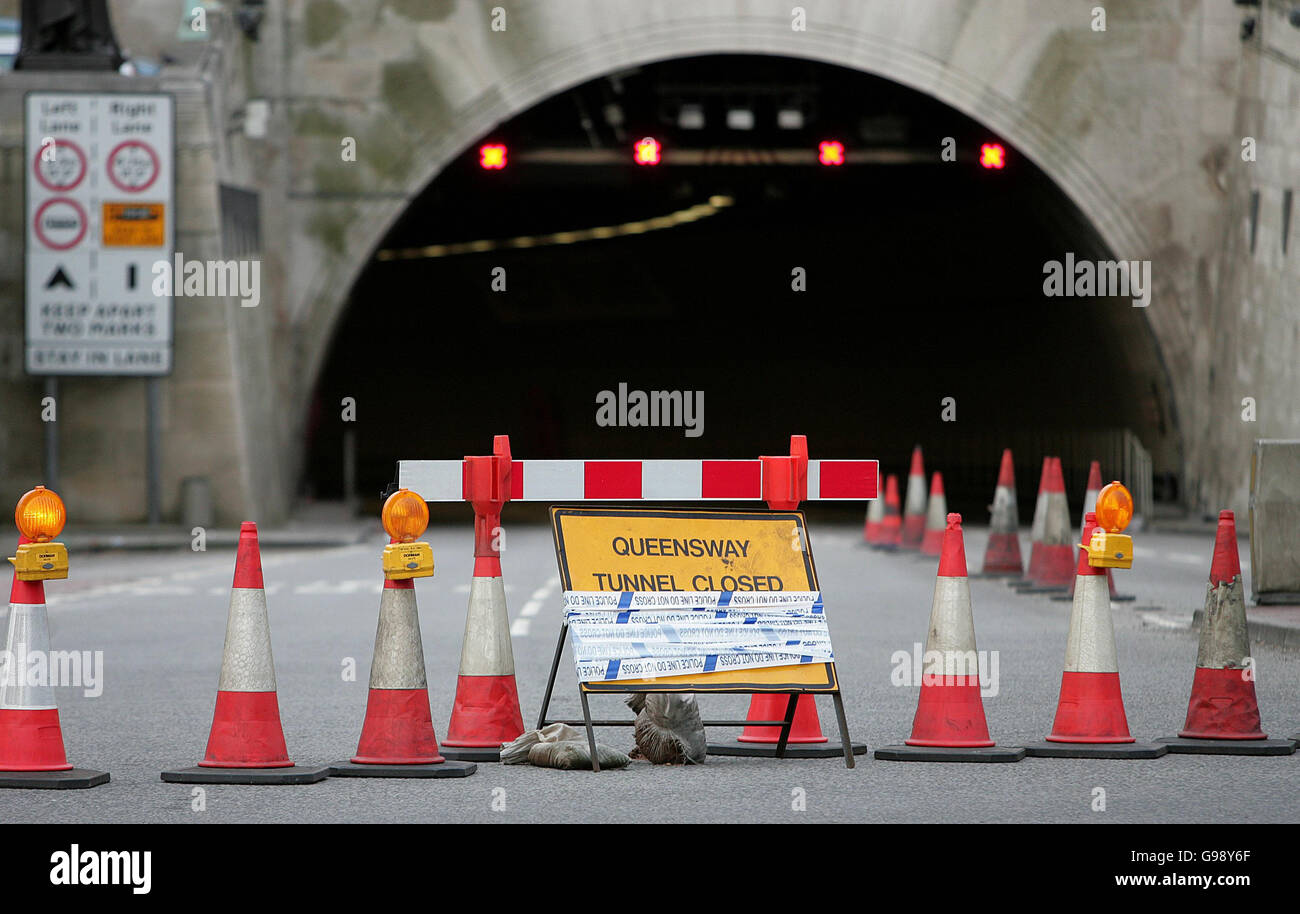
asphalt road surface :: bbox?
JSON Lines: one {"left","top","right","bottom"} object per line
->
{"left": 6, "top": 521, "right": 1297, "bottom": 824}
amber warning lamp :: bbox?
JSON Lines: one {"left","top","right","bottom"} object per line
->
{"left": 381, "top": 488, "right": 434, "bottom": 580}
{"left": 9, "top": 485, "right": 70, "bottom": 581}
{"left": 1085, "top": 481, "right": 1134, "bottom": 569}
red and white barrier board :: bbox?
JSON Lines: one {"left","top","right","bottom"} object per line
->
{"left": 398, "top": 459, "right": 878, "bottom": 502}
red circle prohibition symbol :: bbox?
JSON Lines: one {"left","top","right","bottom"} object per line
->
{"left": 33, "top": 197, "right": 88, "bottom": 251}
{"left": 106, "top": 139, "right": 161, "bottom": 193}
{"left": 32, "top": 138, "right": 88, "bottom": 192}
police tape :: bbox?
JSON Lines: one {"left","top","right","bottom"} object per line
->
{"left": 562, "top": 590, "right": 824, "bottom": 611}
{"left": 564, "top": 591, "right": 834, "bottom": 682}
{"left": 575, "top": 651, "right": 826, "bottom": 682}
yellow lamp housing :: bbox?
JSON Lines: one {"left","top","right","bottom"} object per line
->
{"left": 8, "top": 541, "right": 69, "bottom": 581}
{"left": 1086, "top": 528, "right": 1133, "bottom": 569}
{"left": 382, "top": 541, "right": 434, "bottom": 580}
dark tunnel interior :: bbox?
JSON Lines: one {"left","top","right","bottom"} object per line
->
{"left": 305, "top": 55, "right": 1180, "bottom": 523}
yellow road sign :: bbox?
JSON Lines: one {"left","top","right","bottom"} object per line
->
{"left": 551, "top": 506, "right": 833, "bottom": 691}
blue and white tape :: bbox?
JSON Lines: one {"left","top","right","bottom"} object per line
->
{"left": 563, "top": 591, "right": 834, "bottom": 683}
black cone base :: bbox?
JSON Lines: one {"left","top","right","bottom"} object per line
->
{"left": 0, "top": 768, "right": 109, "bottom": 789}
{"left": 439, "top": 746, "right": 502, "bottom": 762}
{"left": 706, "top": 741, "right": 869, "bottom": 758}
{"left": 330, "top": 759, "right": 477, "bottom": 777}
{"left": 1022, "top": 740, "right": 1167, "bottom": 759}
{"left": 160, "top": 764, "right": 331, "bottom": 785}
{"left": 1014, "top": 584, "right": 1069, "bottom": 594}
{"left": 1155, "top": 736, "right": 1296, "bottom": 756}
{"left": 874, "top": 744, "right": 1025, "bottom": 763}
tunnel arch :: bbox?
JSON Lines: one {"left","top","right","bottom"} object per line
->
{"left": 295, "top": 12, "right": 1187, "bottom": 509}
{"left": 297, "top": 12, "right": 1184, "bottom": 406}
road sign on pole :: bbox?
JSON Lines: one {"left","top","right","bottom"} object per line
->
{"left": 25, "top": 92, "right": 174, "bottom": 376}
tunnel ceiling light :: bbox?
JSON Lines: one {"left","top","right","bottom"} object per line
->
{"left": 818, "top": 140, "right": 845, "bottom": 166}
{"left": 633, "top": 136, "right": 661, "bottom": 165}
{"left": 678, "top": 104, "right": 705, "bottom": 130}
{"left": 726, "top": 108, "right": 755, "bottom": 130}
{"left": 479, "top": 143, "right": 507, "bottom": 170}
{"left": 777, "top": 108, "right": 804, "bottom": 130}
{"left": 979, "top": 142, "right": 1006, "bottom": 170}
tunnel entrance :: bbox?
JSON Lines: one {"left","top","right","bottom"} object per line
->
{"left": 305, "top": 55, "right": 1179, "bottom": 520}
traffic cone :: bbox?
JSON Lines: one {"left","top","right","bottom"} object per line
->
{"left": 877, "top": 515, "right": 1024, "bottom": 762}
{"left": 918, "top": 472, "right": 947, "bottom": 556}
{"left": 1009, "top": 457, "right": 1050, "bottom": 586}
{"left": 1015, "top": 457, "right": 1072, "bottom": 593}
{"left": 332, "top": 555, "right": 478, "bottom": 777}
{"left": 0, "top": 536, "right": 108, "bottom": 789}
{"left": 900, "top": 446, "right": 927, "bottom": 550}
{"left": 1053, "top": 461, "right": 1134, "bottom": 602}
{"left": 441, "top": 436, "right": 526, "bottom": 761}
{"left": 162, "top": 523, "right": 329, "bottom": 783}
{"left": 1023, "top": 513, "right": 1165, "bottom": 758}
{"left": 874, "top": 474, "right": 902, "bottom": 551}
{"left": 1157, "top": 511, "right": 1296, "bottom": 755}
{"left": 980, "top": 449, "right": 1023, "bottom": 577}
{"left": 863, "top": 476, "right": 886, "bottom": 545}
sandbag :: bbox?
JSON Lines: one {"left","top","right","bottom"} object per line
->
{"left": 626, "top": 693, "right": 706, "bottom": 764}
{"left": 500, "top": 722, "right": 583, "bottom": 765}
{"left": 527, "top": 739, "right": 630, "bottom": 770}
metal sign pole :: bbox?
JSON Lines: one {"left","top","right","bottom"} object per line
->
{"left": 146, "top": 377, "right": 161, "bottom": 524}
{"left": 43, "top": 377, "right": 59, "bottom": 491}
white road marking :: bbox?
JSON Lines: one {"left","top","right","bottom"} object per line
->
{"left": 520, "top": 600, "right": 543, "bottom": 617}
{"left": 510, "top": 618, "right": 531, "bottom": 636}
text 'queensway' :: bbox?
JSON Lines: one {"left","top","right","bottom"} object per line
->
{"left": 610, "top": 536, "right": 750, "bottom": 558}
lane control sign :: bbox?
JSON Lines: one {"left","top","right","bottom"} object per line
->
{"left": 25, "top": 92, "right": 174, "bottom": 375}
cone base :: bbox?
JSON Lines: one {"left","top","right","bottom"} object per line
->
{"left": 706, "top": 741, "right": 869, "bottom": 758}
{"left": 975, "top": 569, "right": 1021, "bottom": 578}
{"left": 875, "top": 744, "right": 1024, "bottom": 763}
{"left": 439, "top": 746, "right": 502, "bottom": 762}
{"left": 1022, "top": 741, "right": 1167, "bottom": 759}
{"left": 161, "top": 765, "right": 330, "bottom": 785}
{"left": 330, "top": 759, "right": 477, "bottom": 777}
{"left": 1155, "top": 736, "right": 1296, "bottom": 756}
{"left": 0, "top": 768, "right": 109, "bottom": 790}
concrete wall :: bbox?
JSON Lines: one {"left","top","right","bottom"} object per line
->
{"left": 1, "top": 0, "right": 1296, "bottom": 522}
{"left": 0, "top": 5, "right": 291, "bottom": 525}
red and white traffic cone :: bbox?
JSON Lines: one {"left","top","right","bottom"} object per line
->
{"left": 441, "top": 436, "right": 525, "bottom": 761}
{"left": 900, "top": 446, "right": 927, "bottom": 550}
{"left": 980, "top": 449, "right": 1023, "bottom": 577}
{"left": 1016, "top": 457, "right": 1072, "bottom": 593}
{"left": 0, "top": 536, "right": 108, "bottom": 789}
{"left": 874, "top": 474, "right": 903, "bottom": 551}
{"left": 863, "top": 476, "right": 886, "bottom": 545}
{"left": 162, "top": 522, "right": 329, "bottom": 783}
{"left": 1157, "top": 511, "right": 1296, "bottom": 755}
{"left": 332, "top": 555, "right": 478, "bottom": 777}
{"left": 877, "top": 514, "right": 1023, "bottom": 762}
{"left": 1024, "top": 512, "right": 1164, "bottom": 758}
{"left": 1009, "top": 457, "right": 1050, "bottom": 586}
{"left": 1054, "top": 461, "right": 1134, "bottom": 602}
{"left": 918, "top": 472, "right": 947, "bottom": 557}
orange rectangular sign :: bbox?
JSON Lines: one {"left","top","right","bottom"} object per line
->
{"left": 102, "top": 202, "right": 165, "bottom": 247}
